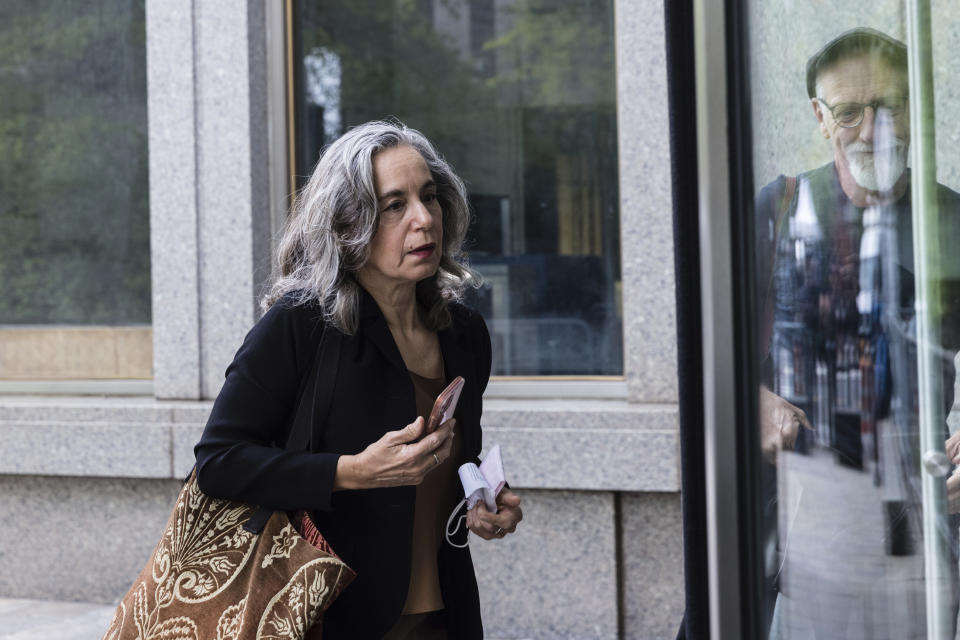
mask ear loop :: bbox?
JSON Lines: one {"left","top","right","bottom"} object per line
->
{"left": 445, "top": 498, "right": 469, "bottom": 548}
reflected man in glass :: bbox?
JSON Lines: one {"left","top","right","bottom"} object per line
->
{"left": 756, "top": 28, "right": 960, "bottom": 639}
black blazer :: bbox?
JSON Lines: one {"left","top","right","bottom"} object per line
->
{"left": 194, "top": 290, "right": 491, "bottom": 639}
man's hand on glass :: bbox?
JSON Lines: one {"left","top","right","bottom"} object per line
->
{"left": 759, "top": 385, "right": 813, "bottom": 464}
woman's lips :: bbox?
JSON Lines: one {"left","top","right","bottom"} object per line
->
{"left": 409, "top": 243, "right": 436, "bottom": 257}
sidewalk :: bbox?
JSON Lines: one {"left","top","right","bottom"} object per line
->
{"left": 0, "top": 598, "right": 528, "bottom": 639}
{"left": 0, "top": 598, "right": 115, "bottom": 640}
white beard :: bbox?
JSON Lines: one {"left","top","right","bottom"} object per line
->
{"left": 845, "top": 141, "right": 907, "bottom": 192}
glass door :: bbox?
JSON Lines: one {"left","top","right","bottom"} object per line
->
{"left": 698, "top": 0, "right": 960, "bottom": 637}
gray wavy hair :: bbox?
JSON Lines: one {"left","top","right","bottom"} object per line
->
{"left": 263, "top": 120, "right": 478, "bottom": 334}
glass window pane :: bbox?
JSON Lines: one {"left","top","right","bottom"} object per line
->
{"left": 747, "top": 5, "right": 960, "bottom": 637}
{"left": 0, "top": 1, "right": 150, "bottom": 327}
{"left": 292, "top": 0, "right": 622, "bottom": 376}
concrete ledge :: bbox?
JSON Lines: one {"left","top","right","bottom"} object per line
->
{"left": 484, "top": 398, "right": 678, "bottom": 430}
{"left": 0, "top": 396, "right": 679, "bottom": 491}
{"left": 0, "top": 397, "right": 207, "bottom": 480}
{"left": 481, "top": 427, "right": 678, "bottom": 492}
{"left": 0, "top": 422, "right": 174, "bottom": 478}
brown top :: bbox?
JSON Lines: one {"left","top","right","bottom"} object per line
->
{"left": 401, "top": 368, "right": 462, "bottom": 614}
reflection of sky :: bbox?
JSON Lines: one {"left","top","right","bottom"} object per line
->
{"left": 304, "top": 47, "right": 342, "bottom": 141}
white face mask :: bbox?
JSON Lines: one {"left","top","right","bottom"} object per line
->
{"left": 445, "top": 497, "right": 471, "bottom": 549}
{"left": 445, "top": 446, "right": 507, "bottom": 548}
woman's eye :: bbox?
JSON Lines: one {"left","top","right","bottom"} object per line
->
{"left": 384, "top": 200, "right": 403, "bottom": 212}
{"left": 423, "top": 192, "right": 437, "bottom": 203}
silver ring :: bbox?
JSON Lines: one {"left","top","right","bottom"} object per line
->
{"left": 432, "top": 452, "right": 440, "bottom": 466}
{"left": 495, "top": 527, "right": 503, "bottom": 536}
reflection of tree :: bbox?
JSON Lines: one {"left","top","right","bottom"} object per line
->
{"left": 299, "top": 0, "right": 614, "bottom": 139}
{"left": 482, "top": 0, "right": 615, "bottom": 108}
{"left": 0, "top": 1, "right": 149, "bottom": 324}
{"left": 297, "top": 0, "right": 621, "bottom": 373}
{"left": 299, "top": 0, "right": 495, "bottom": 158}
{"left": 298, "top": 0, "right": 615, "bottom": 188}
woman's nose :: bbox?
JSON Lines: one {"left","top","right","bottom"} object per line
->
{"left": 411, "top": 199, "right": 434, "bottom": 227}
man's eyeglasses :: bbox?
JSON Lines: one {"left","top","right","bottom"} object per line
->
{"left": 816, "top": 97, "right": 909, "bottom": 128}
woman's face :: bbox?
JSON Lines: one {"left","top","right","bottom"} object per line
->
{"left": 358, "top": 145, "right": 443, "bottom": 292}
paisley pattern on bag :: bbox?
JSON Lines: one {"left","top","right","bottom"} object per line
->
{"left": 107, "top": 480, "right": 258, "bottom": 640}
{"left": 102, "top": 475, "right": 354, "bottom": 640}
{"left": 215, "top": 598, "right": 247, "bottom": 640}
{"left": 257, "top": 558, "right": 348, "bottom": 640}
{"left": 153, "top": 479, "right": 258, "bottom": 604}
{"left": 132, "top": 582, "right": 200, "bottom": 640}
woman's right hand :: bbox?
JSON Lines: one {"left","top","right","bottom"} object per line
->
{"left": 334, "top": 417, "right": 455, "bottom": 490}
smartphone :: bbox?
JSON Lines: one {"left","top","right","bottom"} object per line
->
{"left": 426, "top": 376, "right": 465, "bottom": 433}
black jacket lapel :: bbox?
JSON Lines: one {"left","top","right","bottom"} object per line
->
{"left": 357, "top": 289, "right": 407, "bottom": 373}
{"left": 438, "top": 320, "right": 475, "bottom": 385}
{"left": 438, "top": 314, "right": 480, "bottom": 459}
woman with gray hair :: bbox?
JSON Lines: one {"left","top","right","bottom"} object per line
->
{"left": 194, "top": 120, "right": 522, "bottom": 639}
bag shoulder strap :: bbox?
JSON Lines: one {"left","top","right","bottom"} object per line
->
{"left": 285, "top": 322, "right": 343, "bottom": 452}
{"left": 244, "top": 319, "right": 343, "bottom": 534}
{"left": 760, "top": 175, "right": 798, "bottom": 357}
{"left": 776, "top": 175, "right": 798, "bottom": 237}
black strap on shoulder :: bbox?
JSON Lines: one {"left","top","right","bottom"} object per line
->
{"left": 285, "top": 325, "right": 343, "bottom": 452}
{"left": 776, "top": 175, "right": 798, "bottom": 238}
{"left": 243, "top": 324, "right": 344, "bottom": 534}
{"left": 760, "top": 175, "right": 799, "bottom": 356}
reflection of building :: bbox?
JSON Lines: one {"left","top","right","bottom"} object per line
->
{"left": 296, "top": 0, "right": 624, "bottom": 377}
{"left": 0, "top": 3, "right": 681, "bottom": 639}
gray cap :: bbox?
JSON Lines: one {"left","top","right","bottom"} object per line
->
{"left": 805, "top": 27, "right": 907, "bottom": 98}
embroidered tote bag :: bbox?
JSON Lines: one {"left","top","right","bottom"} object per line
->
{"left": 103, "top": 328, "right": 353, "bottom": 640}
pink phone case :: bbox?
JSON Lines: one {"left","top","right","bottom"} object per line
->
{"left": 426, "top": 376, "right": 465, "bottom": 433}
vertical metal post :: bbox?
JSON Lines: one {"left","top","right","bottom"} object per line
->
{"left": 905, "top": 1, "right": 952, "bottom": 637}
{"left": 694, "top": 0, "right": 745, "bottom": 637}
{"left": 266, "top": 0, "right": 290, "bottom": 270}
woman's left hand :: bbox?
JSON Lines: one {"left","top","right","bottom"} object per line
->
{"left": 466, "top": 489, "right": 523, "bottom": 540}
